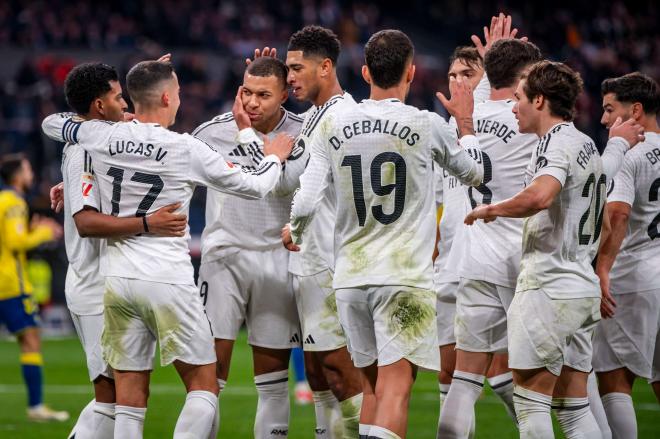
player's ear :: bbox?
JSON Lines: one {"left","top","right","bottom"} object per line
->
{"left": 93, "top": 98, "right": 104, "bottom": 116}
{"left": 631, "top": 102, "right": 643, "bottom": 121}
{"left": 534, "top": 94, "right": 544, "bottom": 111}
{"left": 320, "top": 58, "right": 332, "bottom": 77}
{"left": 406, "top": 64, "right": 416, "bottom": 84}
{"left": 280, "top": 86, "right": 289, "bottom": 104}
{"left": 161, "top": 90, "right": 170, "bottom": 108}
{"left": 361, "top": 65, "right": 371, "bottom": 85}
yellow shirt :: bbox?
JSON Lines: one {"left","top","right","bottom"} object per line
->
{"left": 0, "top": 190, "right": 53, "bottom": 300}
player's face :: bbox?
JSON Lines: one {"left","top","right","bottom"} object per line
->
{"left": 241, "top": 73, "right": 287, "bottom": 130}
{"left": 600, "top": 92, "right": 632, "bottom": 129}
{"left": 448, "top": 59, "right": 484, "bottom": 91}
{"left": 286, "top": 50, "right": 322, "bottom": 103}
{"left": 513, "top": 79, "right": 537, "bottom": 134}
{"left": 98, "top": 80, "right": 128, "bottom": 122}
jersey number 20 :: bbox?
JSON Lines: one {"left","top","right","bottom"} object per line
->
{"left": 341, "top": 152, "right": 406, "bottom": 226}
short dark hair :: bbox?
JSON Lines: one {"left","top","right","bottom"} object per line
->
{"left": 449, "top": 46, "right": 482, "bottom": 72}
{"left": 246, "top": 57, "right": 288, "bottom": 89}
{"left": 485, "top": 39, "right": 542, "bottom": 89}
{"left": 126, "top": 61, "right": 175, "bottom": 106}
{"left": 364, "top": 30, "right": 414, "bottom": 89}
{"left": 523, "top": 61, "right": 584, "bottom": 121}
{"left": 288, "top": 25, "right": 341, "bottom": 65}
{"left": 601, "top": 72, "right": 660, "bottom": 115}
{"left": 0, "top": 153, "right": 26, "bottom": 184}
{"left": 64, "top": 63, "right": 119, "bottom": 115}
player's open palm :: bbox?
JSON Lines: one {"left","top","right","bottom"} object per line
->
{"left": 281, "top": 223, "right": 300, "bottom": 252}
{"left": 437, "top": 77, "right": 474, "bottom": 135}
{"left": 146, "top": 202, "right": 187, "bottom": 237}
{"left": 245, "top": 47, "right": 277, "bottom": 65}
{"left": 50, "top": 182, "right": 64, "bottom": 213}
{"left": 264, "top": 133, "right": 295, "bottom": 162}
{"left": 232, "top": 86, "right": 251, "bottom": 130}
{"left": 464, "top": 204, "right": 496, "bottom": 225}
{"left": 609, "top": 117, "right": 645, "bottom": 148}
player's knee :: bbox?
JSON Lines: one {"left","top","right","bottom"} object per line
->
{"left": 93, "top": 375, "right": 116, "bottom": 403}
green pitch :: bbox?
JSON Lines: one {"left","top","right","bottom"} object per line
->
{"left": 0, "top": 334, "right": 658, "bottom": 438}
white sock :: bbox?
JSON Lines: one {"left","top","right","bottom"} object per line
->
{"left": 487, "top": 372, "right": 517, "bottom": 426}
{"left": 312, "top": 390, "right": 339, "bottom": 438}
{"left": 339, "top": 393, "right": 362, "bottom": 439}
{"left": 437, "top": 371, "right": 484, "bottom": 438}
{"left": 68, "top": 399, "right": 96, "bottom": 439}
{"left": 93, "top": 401, "right": 116, "bottom": 439}
{"left": 553, "top": 396, "right": 601, "bottom": 439}
{"left": 209, "top": 379, "right": 226, "bottom": 439}
{"left": 367, "top": 425, "right": 402, "bottom": 439}
{"left": 512, "top": 385, "right": 553, "bottom": 439}
{"left": 254, "top": 370, "right": 290, "bottom": 438}
{"left": 114, "top": 405, "right": 146, "bottom": 439}
{"left": 438, "top": 383, "right": 450, "bottom": 410}
{"left": 587, "top": 372, "right": 611, "bottom": 439}
{"left": 174, "top": 390, "right": 217, "bottom": 439}
{"left": 359, "top": 424, "right": 371, "bottom": 439}
{"left": 602, "top": 392, "right": 637, "bottom": 439}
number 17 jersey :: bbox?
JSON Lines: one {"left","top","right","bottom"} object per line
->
{"left": 290, "top": 99, "right": 483, "bottom": 290}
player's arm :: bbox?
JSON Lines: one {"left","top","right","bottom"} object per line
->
{"left": 601, "top": 117, "right": 644, "bottom": 180}
{"left": 289, "top": 118, "right": 333, "bottom": 245}
{"left": 73, "top": 204, "right": 187, "bottom": 238}
{"left": 41, "top": 112, "right": 111, "bottom": 146}
{"left": 188, "top": 134, "right": 291, "bottom": 199}
{"left": 2, "top": 200, "right": 60, "bottom": 251}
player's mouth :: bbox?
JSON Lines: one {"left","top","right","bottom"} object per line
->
{"left": 247, "top": 112, "right": 262, "bottom": 121}
{"left": 291, "top": 86, "right": 304, "bottom": 98}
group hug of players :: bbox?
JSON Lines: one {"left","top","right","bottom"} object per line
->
{"left": 26, "top": 11, "right": 658, "bottom": 439}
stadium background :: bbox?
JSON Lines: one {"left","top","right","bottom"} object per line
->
{"left": 0, "top": 0, "right": 658, "bottom": 437}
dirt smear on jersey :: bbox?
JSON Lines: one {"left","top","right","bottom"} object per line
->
{"left": 386, "top": 289, "right": 435, "bottom": 344}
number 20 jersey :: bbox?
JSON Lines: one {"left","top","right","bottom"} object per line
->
{"left": 291, "top": 99, "right": 483, "bottom": 290}
{"left": 449, "top": 100, "right": 538, "bottom": 288}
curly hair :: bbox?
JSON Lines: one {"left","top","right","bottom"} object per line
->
{"left": 523, "top": 60, "right": 584, "bottom": 121}
{"left": 364, "top": 29, "right": 414, "bottom": 89}
{"left": 64, "top": 63, "right": 119, "bottom": 115}
{"left": 288, "top": 25, "right": 341, "bottom": 65}
{"left": 602, "top": 72, "right": 660, "bottom": 115}
{"left": 485, "top": 39, "right": 542, "bottom": 89}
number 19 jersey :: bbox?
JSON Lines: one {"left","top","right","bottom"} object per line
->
{"left": 290, "top": 99, "right": 484, "bottom": 290}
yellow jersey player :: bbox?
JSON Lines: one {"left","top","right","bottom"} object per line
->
{"left": 0, "top": 154, "right": 68, "bottom": 421}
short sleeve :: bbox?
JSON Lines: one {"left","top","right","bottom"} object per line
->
{"left": 532, "top": 138, "right": 570, "bottom": 187}
{"left": 607, "top": 153, "right": 636, "bottom": 206}
{"left": 64, "top": 147, "right": 100, "bottom": 215}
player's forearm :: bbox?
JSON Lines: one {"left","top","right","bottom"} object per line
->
{"left": 601, "top": 137, "right": 629, "bottom": 181}
{"left": 595, "top": 209, "right": 629, "bottom": 276}
{"left": 74, "top": 209, "right": 144, "bottom": 238}
{"left": 6, "top": 225, "right": 53, "bottom": 251}
{"left": 489, "top": 189, "right": 549, "bottom": 219}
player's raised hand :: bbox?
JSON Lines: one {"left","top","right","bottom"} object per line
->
{"left": 436, "top": 76, "right": 475, "bottom": 136}
{"left": 232, "top": 86, "right": 251, "bottom": 131}
{"left": 263, "top": 133, "right": 295, "bottom": 162}
{"left": 599, "top": 273, "right": 617, "bottom": 318}
{"left": 123, "top": 112, "right": 136, "bottom": 122}
{"left": 281, "top": 224, "right": 300, "bottom": 252}
{"left": 50, "top": 182, "right": 64, "bottom": 213}
{"left": 464, "top": 204, "right": 497, "bottom": 225}
{"left": 608, "top": 117, "right": 645, "bottom": 148}
{"left": 471, "top": 12, "right": 527, "bottom": 58}
{"left": 157, "top": 53, "right": 172, "bottom": 63}
{"left": 146, "top": 202, "right": 187, "bottom": 237}
{"left": 245, "top": 47, "right": 277, "bottom": 66}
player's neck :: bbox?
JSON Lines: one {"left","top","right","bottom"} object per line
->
{"left": 369, "top": 84, "right": 406, "bottom": 102}
{"left": 134, "top": 110, "right": 170, "bottom": 128}
{"left": 536, "top": 115, "right": 568, "bottom": 138}
{"left": 313, "top": 79, "right": 343, "bottom": 107}
{"left": 639, "top": 114, "right": 660, "bottom": 134}
{"left": 253, "top": 108, "right": 284, "bottom": 134}
{"left": 489, "top": 86, "right": 515, "bottom": 101}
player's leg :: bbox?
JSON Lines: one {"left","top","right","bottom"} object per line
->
{"left": 359, "top": 363, "right": 378, "bottom": 438}
{"left": 586, "top": 369, "right": 611, "bottom": 439}
{"left": 173, "top": 361, "right": 220, "bottom": 439}
{"left": 486, "top": 353, "right": 516, "bottom": 424}
{"left": 438, "top": 344, "right": 456, "bottom": 409}
{"left": 370, "top": 286, "right": 439, "bottom": 438}
{"left": 440, "top": 279, "right": 509, "bottom": 438}
{"left": 113, "top": 370, "right": 150, "bottom": 438}
{"left": 435, "top": 281, "right": 458, "bottom": 413}
{"left": 511, "top": 367, "right": 557, "bottom": 439}
{"left": 553, "top": 367, "right": 601, "bottom": 439}
{"left": 598, "top": 368, "right": 637, "bottom": 438}
{"left": 305, "top": 351, "right": 343, "bottom": 439}
{"left": 252, "top": 346, "right": 292, "bottom": 438}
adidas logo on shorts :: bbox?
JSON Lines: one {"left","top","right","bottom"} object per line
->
{"left": 304, "top": 335, "right": 316, "bottom": 345}
{"left": 290, "top": 333, "right": 300, "bottom": 343}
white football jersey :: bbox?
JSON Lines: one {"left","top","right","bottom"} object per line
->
{"left": 449, "top": 100, "right": 538, "bottom": 287}
{"left": 61, "top": 145, "right": 104, "bottom": 315}
{"left": 607, "top": 132, "right": 660, "bottom": 294}
{"left": 193, "top": 110, "right": 305, "bottom": 263}
{"left": 288, "top": 93, "right": 357, "bottom": 276}
{"left": 290, "top": 98, "right": 484, "bottom": 290}
{"left": 42, "top": 113, "right": 282, "bottom": 285}
{"left": 517, "top": 122, "right": 605, "bottom": 299}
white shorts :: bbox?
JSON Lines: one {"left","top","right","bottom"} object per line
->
{"left": 70, "top": 312, "right": 112, "bottom": 381}
{"left": 435, "top": 281, "right": 457, "bottom": 347}
{"left": 293, "top": 269, "right": 346, "bottom": 352}
{"left": 102, "top": 276, "right": 216, "bottom": 371}
{"left": 199, "top": 247, "right": 300, "bottom": 349}
{"left": 508, "top": 289, "right": 600, "bottom": 376}
{"left": 335, "top": 286, "right": 439, "bottom": 371}
{"left": 455, "top": 279, "right": 514, "bottom": 353}
{"left": 593, "top": 290, "right": 660, "bottom": 380}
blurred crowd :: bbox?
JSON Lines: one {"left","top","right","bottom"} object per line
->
{"left": 0, "top": 0, "right": 657, "bottom": 305}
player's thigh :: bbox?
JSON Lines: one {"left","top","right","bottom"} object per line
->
{"left": 71, "top": 311, "right": 113, "bottom": 381}
{"left": 294, "top": 269, "right": 346, "bottom": 352}
{"left": 594, "top": 290, "right": 659, "bottom": 379}
{"left": 435, "top": 281, "right": 457, "bottom": 347}
{"left": 247, "top": 248, "right": 300, "bottom": 350}
{"left": 198, "top": 257, "right": 247, "bottom": 341}
{"left": 372, "top": 286, "right": 439, "bottom": 372}
{"left": 455, "top": 279, "right": 509, "bottom": 353}
{"left": 335, "top": 287, "right": 377, "bottom": 368}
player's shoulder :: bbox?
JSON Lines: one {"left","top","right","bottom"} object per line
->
{"left": 300, "top": 94, "right": 352, "bottom": 138}
{"left": 0, "top": 190, "right": 26, "bottom": 211}
{"left": 276, "top": 108, "right": 305, "bottom": 135}
{"left": 191, "top": 112, "right": 236, "bottom": 138}
{"left": 626, "top": 132, "right": 660, "bottom": 163}
{"left": 538, "top": 122, "right": 587, "bottom": 154}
